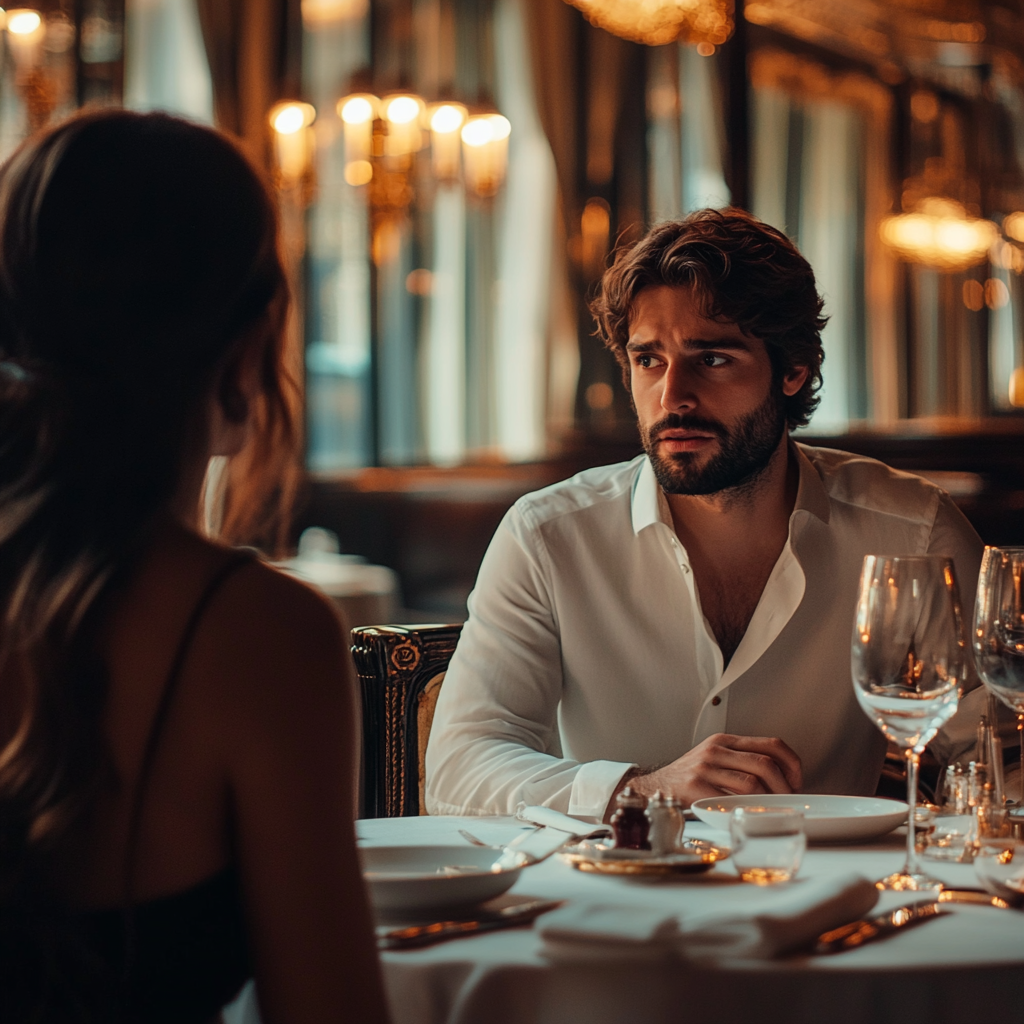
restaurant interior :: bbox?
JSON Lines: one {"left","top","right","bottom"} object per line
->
{"left": 3, "top": 1, "right": 1023, "bottom": 1022}
{"left": 10, "top": 0, "right": 1018, "bottom": 618}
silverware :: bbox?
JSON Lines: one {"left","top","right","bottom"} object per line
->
{"left": 458, "top": 829, "right": 499, "bottom": 849}
{"left": 813, "top": 900, "right": 946, "bottom": 954}
{"left": 378, "top": 898, "right": 564, "bottom": 950}
{"left": 938, "top": 887, "right": 1022, "bottom": 910}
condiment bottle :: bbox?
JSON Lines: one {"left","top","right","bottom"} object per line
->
{"left": 610, "top": 787, "right": 651, "bottom": 850}
{"left": 646, "top": 791, "right": 684, "bottom": 856}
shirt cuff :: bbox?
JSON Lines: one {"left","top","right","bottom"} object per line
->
{"left": 568, "top": 760, "right": 637, "bottom": 821}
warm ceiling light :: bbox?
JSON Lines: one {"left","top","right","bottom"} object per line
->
{"left": 301, "top": 0, "right": 368, "bottom": 28}
{"left": 384, "top": 95, "right": 423, "bottom": 126}
{"left": 429, "top": 104, "right": 468, "bottom": 182}
{"left": 430, "top": 103, "right": 466, "bottom": 135}
{"left": 1004, "top": 212, "right": 1024, "bottom": 244}
{"left": 560, "top": 0, "right": 733, "bottom": 47}
{"left": 339, "top": 95, "right": 376, "bottom": 124}
{"left": 344, "top": 159, "right": 373, "bottom": 186}
{"left": 6, "top": 9, "right": 41, "bottom": 34}
{"left": 880, "top": 198, "right": 997, "bottom": 271}
{"left": 270, "top": 101, "right": 316, "bottom": 136}
{"left": 461, "top": 114, "right": 511, "bottom": 197}
{"left": 461, "top": 114, "right": 510, "bottom": 148}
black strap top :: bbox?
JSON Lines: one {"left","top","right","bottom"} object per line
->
{"left": 78, "top": 553, "right": 254, "bottom": 1024}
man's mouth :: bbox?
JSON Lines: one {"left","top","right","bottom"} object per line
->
{"left": 654, "top": 428, "right": 719, "bottom": 452}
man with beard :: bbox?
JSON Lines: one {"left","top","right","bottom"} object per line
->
{"left": 425, "top": 209, "right": 984, "bottom": 820}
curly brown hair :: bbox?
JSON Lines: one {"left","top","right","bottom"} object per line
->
{"left": 591, "top": 208, "right": 828, "bottom": 430}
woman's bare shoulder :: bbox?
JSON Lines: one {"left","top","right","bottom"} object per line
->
{"left": 154, "top": 527, "right": 354, "bottom": 717}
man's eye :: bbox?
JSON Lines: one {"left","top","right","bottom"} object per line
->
{"left": 703, "top": 354, "right": 728, "bottom": 367}
{"left": 636, "top": 354, "right": 657, "bottom": 369}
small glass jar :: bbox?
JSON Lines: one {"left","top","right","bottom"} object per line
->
{"left": 610, "top": 787, "right": 651, "bottom": 850}
{"left": 729, "top": 806, "right": 806, "bottom": 885}
{"left": 645, "top": 791, "right": 684, "bottom": 856}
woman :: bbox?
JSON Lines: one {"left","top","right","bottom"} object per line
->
{"left": 0, "top": 111, "right": 390, "bottom": 1022}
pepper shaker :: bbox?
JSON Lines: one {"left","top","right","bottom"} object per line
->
{"left": 610, "top": 787, "right": 651, "bottom": 850}
{"left": 646, "top": 791, "right": 684, "bottom": 855}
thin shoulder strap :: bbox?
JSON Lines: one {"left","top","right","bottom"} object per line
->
{"left": 123, "top": 552, "right": 254, "bottom": 902}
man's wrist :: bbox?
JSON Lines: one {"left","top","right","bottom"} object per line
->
{"left": 602, "top": 766, "right": 663, "bottom": 821}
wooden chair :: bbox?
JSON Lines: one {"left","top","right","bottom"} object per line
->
{"left": 350, "top": 624, "right": 463, "bottom": 818}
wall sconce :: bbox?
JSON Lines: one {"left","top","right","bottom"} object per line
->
{"left": 880, "top": 198, "right": 997, "bottom": 271}
{"left": 269, "top": 100, "right": 317, "bottom": 190}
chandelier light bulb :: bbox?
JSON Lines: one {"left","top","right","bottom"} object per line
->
{"left": 385, "top": 95, "right": 422, "bottom": 126}
{"left": 6, "top": 9, "right": 42, "bottom": 35}
{"left": 381, "top": 94, "right": 425, "bottom": 158}
{"left": 430, "top": 104, "right": 466, "bottom": 135}
{"left": 340, "top": 95, "right": 375, "bottom": 125}
{"left": 271, "top": 102, "right": 315, "bottom": 136}
{"left": 429, "top": 103, "right": 468, "bottom": 182}
{"left": 1003, "top": 212, "right": 1024, "bottom": 244}
{"left": 268, "top": 102, "right": 317, "bottom": 184}
{"left": 461, "top": 114, "right": 511, "bottom": 197}
{"left": 461, "top": 118, "right": 493, "bottom": 148}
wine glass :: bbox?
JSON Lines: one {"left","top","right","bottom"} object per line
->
{"left": 972, "top": 546, "right": 1024, "bottom": 822}
{"left": 852, "top": 555, "right": 965, "bottom": 890}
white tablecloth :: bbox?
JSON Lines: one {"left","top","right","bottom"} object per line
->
{"left": 354, "top": 815, "right": 1023, "bottom": 1024}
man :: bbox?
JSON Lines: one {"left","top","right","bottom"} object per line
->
{"left": 425, "top": 209, "right": 984, "bottom": 821}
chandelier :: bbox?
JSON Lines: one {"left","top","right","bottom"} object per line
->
{"left": 879, "top": 198, "right": 998, "bottom": 272}
{"left": 337, "top": 91, "right": 511, "bottom": 200}
{"left": 561, "top": 0, "right": 733, "bottom": 47}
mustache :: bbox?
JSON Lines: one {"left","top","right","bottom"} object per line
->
{"left": 646, "top": 413, "right": 727, "bottom": 440}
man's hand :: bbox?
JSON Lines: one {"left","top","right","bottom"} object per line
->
{"left": 604, "top": 734, "right": 803, "bottom": 820}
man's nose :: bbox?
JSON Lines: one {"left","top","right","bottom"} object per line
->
{"left": 660, "top": 361, "right": 697, "bottom": 413}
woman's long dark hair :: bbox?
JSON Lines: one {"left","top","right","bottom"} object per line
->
{"left": 0, "top": 110, "right": 298, "bottom": 1017}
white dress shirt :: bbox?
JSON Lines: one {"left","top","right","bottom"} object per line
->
{"left": 425, "top": 444, "right": 985, "bottom": 820}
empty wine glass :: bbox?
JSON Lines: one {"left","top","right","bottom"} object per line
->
{"left": 852, "top": 555, "right": 965, "bottom": 890}
{"left": 972, "top": 546, "right": 1024, "bottom": 823}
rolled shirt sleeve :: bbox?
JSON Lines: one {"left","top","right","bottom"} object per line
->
{"left": 424, "top": 503, "right": 634, "bottom": 819}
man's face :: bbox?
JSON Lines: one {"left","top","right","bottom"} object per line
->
{"left": 626, "top": 285, "right": 808, "bottom": 496}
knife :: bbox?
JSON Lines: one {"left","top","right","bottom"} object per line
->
{"left": 813, "top": 900, "right": 947, "bottom": 954}
{"left": 379, "top": 898, "right": 565, "bottom": 950}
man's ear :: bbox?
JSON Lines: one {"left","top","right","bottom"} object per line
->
{"left": 782, "top": 364, "right": 810, "bottom": 397}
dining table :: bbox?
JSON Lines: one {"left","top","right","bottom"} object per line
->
{"left": 224, "top": 813, "right": 1023, "bottom": 1024}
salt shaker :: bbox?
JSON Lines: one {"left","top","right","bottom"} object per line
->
{"left": 646, "top": 791, "right": 684, "bottom": 856}
{"left": 610, "top": 787, "right": 651, "bottom": 850}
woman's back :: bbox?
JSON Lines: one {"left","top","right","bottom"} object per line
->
{"left": 0, "top": 111, "right": 389, "bottom": 1023}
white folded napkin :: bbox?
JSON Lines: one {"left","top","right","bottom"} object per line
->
{"left": 539, "top": 903, "right": 684, "bottom": 961}
{"left": 538, "top": 873, "right": 878, "bottom": 964}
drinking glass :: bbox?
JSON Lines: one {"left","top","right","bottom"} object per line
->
{"left": 729, "top": 807, "right": 806, "bottom": 884}
{"left": 852, "top": 555, "right": 965, "bottom": 890}
{"left": 972, "top": 546, "right": 1024, "bottom": 822}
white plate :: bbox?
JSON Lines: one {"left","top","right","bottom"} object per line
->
{"left": 690, "top": 794, "right": 908, "bottom": 843}
{"left": 360, "top": 844, "right": 521, "bottom": 917}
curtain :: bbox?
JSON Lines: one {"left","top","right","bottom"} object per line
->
{"left": 194, "top": 0, "right": 298, "bottom": 168}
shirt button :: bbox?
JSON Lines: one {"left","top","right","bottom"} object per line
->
{"left": 711, "top": 695, "right": 722, "bottom": 706}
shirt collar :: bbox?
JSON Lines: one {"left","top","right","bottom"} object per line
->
{"left": 631, "top": 441, "right": 831, "bottom": 536}
{"left": 631, "top": 455, "right": 670, "bottom": 535}
{"left": 791, "top": 441, "right": 831, "bottom": 524}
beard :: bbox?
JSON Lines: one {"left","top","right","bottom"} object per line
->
{"left": 640, "top": 387, "right": 787, "bottom": 496}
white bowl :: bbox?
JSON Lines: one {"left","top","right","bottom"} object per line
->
{"left": 360, "top": 844, "right": 521, "bottom": 917}
{"left": 690, "top": 794, "right": 908, "bottom": 843}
